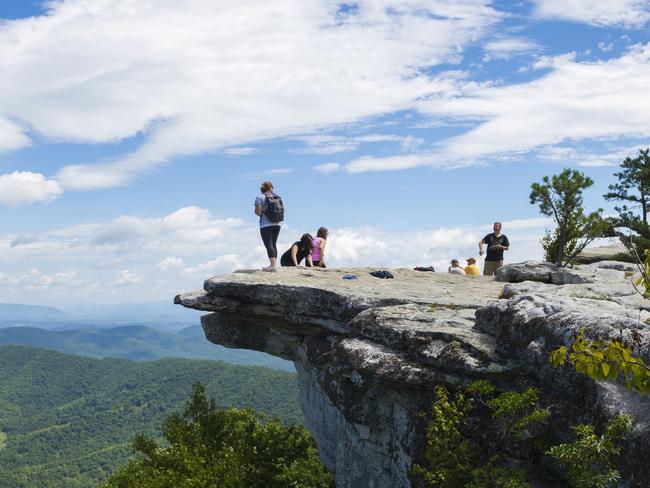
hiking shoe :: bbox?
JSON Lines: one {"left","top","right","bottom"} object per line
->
{"left": 262, "top": 266, "right": 277, "bottom": 272}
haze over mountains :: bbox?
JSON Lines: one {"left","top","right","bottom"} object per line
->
{"left": 0, "top": 301, "right": 293, "bottom": 371}
{"left": 0, "top": 303, "right": 71, "bottom": 322}
{"left": 0, "top": 300, "right": 202, "bottom": 329}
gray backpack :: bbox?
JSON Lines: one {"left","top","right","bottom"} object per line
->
{"left": 263, "top": 192, "right": 284, "bottom": 223}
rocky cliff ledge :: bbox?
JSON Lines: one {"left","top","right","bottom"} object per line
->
{"left": 175, "top": 262, "right": 650, "bottom": 488}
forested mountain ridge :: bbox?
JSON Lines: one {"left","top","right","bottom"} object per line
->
{"left": 0, "top": 303, "right": 70, "bottom": 321}
{"left": 0, "top": 345, "right": 301, "bottom": 487}
{"left": 0, "top": 325, "right": 293, "bottom": 370}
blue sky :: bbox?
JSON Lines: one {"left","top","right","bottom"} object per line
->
{"left": 0, "top": 0, "right": 648, "bottom": 306}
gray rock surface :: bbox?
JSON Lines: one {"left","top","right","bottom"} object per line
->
{"left": 495, "top": 259, "right": 629, "bottom": 285}
{"left": 176, "top": 262, "right": 650, "bottom": 487}
{"left": 574, "top": 244, "right": 632, "bottom": 264}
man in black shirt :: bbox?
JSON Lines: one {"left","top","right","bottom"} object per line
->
{"left": 479, "top": 222, "right": 510, "bottom": 276}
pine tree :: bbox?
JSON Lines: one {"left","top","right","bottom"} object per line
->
{"left": 530, "top": 169, "right": 607, "bottom": 267}
{"left": 604, "top": 148, "right": 650, "bottom": 256}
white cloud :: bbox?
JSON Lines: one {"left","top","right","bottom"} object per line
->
{"left": 113, "top": 270, "right": 144, "bottom": 286}
{"left": 312, "top": 163, "right": 341, "bottom": 174}
{"left": 182, "top": 254, "right": 244, "bottom": 277}
{"left": 530, "top": 52, "right": 577, "bottom": 70}
{"left": 0, "top": 206, "right": 556, "bottom": 304}
{"left": 343, "top": 42, "right": 650, "bottom": 173}
{"left": 534, "top": 144, "right": 649, "bottom": 167}
{"left": 223, "top": 147, "right": 259, "bottom": 156}
{"left": 354, "top": 134, "right": 402, "bottom": 144}
{"left": 90, "top": 206, "right": 249, "bottom": 252}
{"left": 483, "top": 37, "right": 540, "bottom": 61}
{"left": 499, "top": 217, "right": 553, "bottom": 230}
{"left": 436, "top": 45, "right": 650, "bottom": 158}
{"left": 533, "top": 0, "right": 650, "bottom": 28}
{"left": 156, "top": 256, "right": 184, "bottom": 271}
{"left": 295, "top": 135, "right": 361, "bottom": 155}
{"left": 0, "top": 206, "right": 264, "bottom": 303}
{"left": 344, "top": 138, "right": 650, "bottom": 174}
{"left": 0, "top": 118, "right": 31, "bottom": 152}
{"left": 240, "top": 168, "right": 294, "bottom": 180}
{"left": 0, "top": 0, "right": 502, "bottom": 189}
{"left": 0, "top": 171, "right": 62, "bottom": 205}
{"left": 3, "top": 206, "right": 249, "bottom": 257}
{"left": 327, "top": 219, "right": 548, "bottom": 269}
{"left": 0, "top": 269, "right": 82, "bottom": 290}
{"left": 400, "top": 135, "right": 425, "bottom": 152}
{"left": 344, "top": 150, "right": 479, "bottom": 172}
{"left": 598, "top": 42, "right": 614, "bottom": 53}
{"left": 346, "top": 154, "right": 431, "bottom": 173}
{"left": 36, "top": 271, "right": 82, "bottom": 289}
{"left": 347, "top": 44, "right": 650, "bottom": 173}
{"left": 295, "top": 133, "right": 423, "bottom": 155}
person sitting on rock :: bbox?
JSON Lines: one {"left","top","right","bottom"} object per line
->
{"left": 479, "top": 222, "right": 510, "bottom": 276}
{"left": 448, "top": 259, "right": 466, "bottom": 275}
{"left": 312, "top": 227, "right": 328, "bottom": 268}
{"left": 280, "top": 234, "right": 314, "bottom": 267}
{"left": 464, "top": 257, "right": 481, "bottom": 275}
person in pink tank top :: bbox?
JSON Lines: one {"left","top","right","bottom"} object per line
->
{"left": 312, "top": 227, "right": 328, "bottom": 267}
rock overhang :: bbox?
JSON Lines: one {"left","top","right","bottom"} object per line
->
{"left": 175, "top": 267, "right": 512, "bottom": 383}
{"left": 175, "top": 261, "right": 650, "bottom": 487}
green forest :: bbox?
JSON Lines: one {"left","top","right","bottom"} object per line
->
{"left": 0, "top": 345, "right": 301, "bottom": 487}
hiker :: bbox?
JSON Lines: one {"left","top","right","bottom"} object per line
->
{"left": 280, "top": 233, "right": 314, "bottom": 267}
{"left": 448, "top": 259, "right": 466, "bottom": 275}
{"left": 479, "top": 222, "right": 510, "bottom": 276}
{"left": 312, "top": 227, "right": 328, "bottom": 268}
{"left": 464, "top": 257, "right": 481, "bottom": 276}
{"left": 255, "top": 181, "right": 284, "bottom": 272}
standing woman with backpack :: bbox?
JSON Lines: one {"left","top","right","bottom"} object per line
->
{"left": 255, "top": 181, "right": 284, "bottom": 272}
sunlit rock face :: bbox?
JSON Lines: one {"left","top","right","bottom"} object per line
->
{"left": 176, "top": 264, "right": 650, "bottom": 488}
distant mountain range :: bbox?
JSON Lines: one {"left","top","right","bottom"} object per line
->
{"left": 0, "top": 325, "right": 293, "bottom": 371}
{"left": 64, "top": 299, "right": 204, "bottom": 322}
{"left": 0, "top": 300, "right": 204, "bottom": 332}
{"left": 0, "top": 303, "right": 70, "bottom": 321}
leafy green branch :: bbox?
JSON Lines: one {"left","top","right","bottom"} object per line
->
{"left": 413, "top": 381, "right": 549, "bottom": 488}
{"left": 547, "top": 414, "right": 632, "bottom": 488}
{"left": 549, "top": 331, "right": 650, "bottom": 394}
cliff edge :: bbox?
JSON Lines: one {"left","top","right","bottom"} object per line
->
{"left": 176, "top": 262, "right": 650, "bottom": 487}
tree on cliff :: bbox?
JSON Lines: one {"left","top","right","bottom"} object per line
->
{"left": 604, "top": 148, "right": 650, "bottom": 256}
{"left": 530, "top": 168, "right": 607, "bottom": 267}
{"left": 104, "top": 383, "right": 334, "bottom": 488}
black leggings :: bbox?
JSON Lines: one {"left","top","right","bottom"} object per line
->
{"left": 260, "top": 226, "right": 281, "bottom": 258}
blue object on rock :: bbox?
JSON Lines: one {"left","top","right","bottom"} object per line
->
{"left": 342, "top": 274, "right": 358, "bottom": 280}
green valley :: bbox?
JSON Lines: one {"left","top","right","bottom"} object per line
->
{"left": 0, "top": 345, "right": 301, "bottom": 488}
